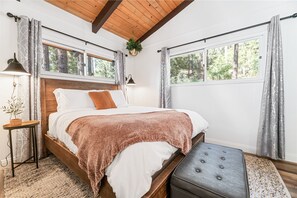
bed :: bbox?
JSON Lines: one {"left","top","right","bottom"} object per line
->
{"left": 40, "top": 78, "right": 208, "bottom": 198}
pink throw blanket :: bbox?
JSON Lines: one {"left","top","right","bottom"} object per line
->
{"left": 66, "top": 110, "right": 193, "bottom": 195}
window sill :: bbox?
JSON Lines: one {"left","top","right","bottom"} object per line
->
{"left": 40, "top": 71, "right": 116, "bottom": 84}
{"left": 170, "top": 78, "right": 264, "bottom": 87}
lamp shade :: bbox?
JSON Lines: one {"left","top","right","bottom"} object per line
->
{"left": 2, "top": 53, "right": 30, "bottom": 76}
{"left": 126, "top": 74, "right": 135, "bottom": 85}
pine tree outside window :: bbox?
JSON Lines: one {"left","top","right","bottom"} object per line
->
{"left": 42, "top": 42, "right": 115, "bottom": 81}
{"left": 170, "top": 37, "right": 262, "bottom": 84}
{"left": 87, "top": 54, "right": 115, "bottom": 79}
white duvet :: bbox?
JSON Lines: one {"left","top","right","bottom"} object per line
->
{"left": 48, "top": 106, "right": 208, "bottom": 198}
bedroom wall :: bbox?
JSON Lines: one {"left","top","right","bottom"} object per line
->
{"left": 131, "top": 1, "right": 297, "bottom": 162}
{"left": 0, "top": 0, "right": 132, "bottom": 162}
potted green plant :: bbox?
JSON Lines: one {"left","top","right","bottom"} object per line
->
{"left": 126, "top": 38, "right": 143, "bottom": 56}
{"left": 2, "top": 96, "right": 24, "bottom": 126}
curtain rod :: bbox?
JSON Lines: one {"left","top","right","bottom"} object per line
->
{"left": 157, "top": 13, "right": 297, "bottom": 53}
{"left": 7, "top": 12, "right": 128, "bottom": 57}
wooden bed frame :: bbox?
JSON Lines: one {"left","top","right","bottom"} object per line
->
{"left": 40, "top": 78, "right": 205, "bottom": 198}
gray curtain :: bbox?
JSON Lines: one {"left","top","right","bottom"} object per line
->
{"left": 16, "top": 16, "right": 44, "bottom": 162}
{"left": 114, "top": 50, "right": 127, "bottom": 98}
{"left": 257, "top": 15, "right": 285, "bottom": 160}
{"left": 160, "top": 47, "right": 171, "bottom": 108}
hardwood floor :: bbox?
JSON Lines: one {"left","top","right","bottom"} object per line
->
{"left": 271, "top": 158, "right": 297, "bottom": 198}
{"left": 277, "top": 169, "right": 297, "bottom": 198}
{"left": 0, "top": 168, "right": 4, "bottom": 198}
{"left": 0, "top": 160, "right": 296, "bottom": 198}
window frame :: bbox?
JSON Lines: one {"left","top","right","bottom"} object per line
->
{"left": 170, "top": 49, "right": 205, "bottom": 84}
{"left": 41, "top": 39, "right": 116, "bottom": 84}
{"left": 170, "top": 34, "right": 266, "bottom": 86}
{"left": 86, "top": 53, "right": 115, "bottom": 79}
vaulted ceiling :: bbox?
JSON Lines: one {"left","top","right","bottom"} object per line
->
{"left": 45, "top": 0, "right": 193, "bottom": 41}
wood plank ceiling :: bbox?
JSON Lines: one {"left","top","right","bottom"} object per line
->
{"left": 45, "top": 0, "right": 193, "bottom": 42}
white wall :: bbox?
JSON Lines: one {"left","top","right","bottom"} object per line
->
{"left": 131, "top": 0, "right": 297, "bottom": 162}
{"left": 0, "top": 0, "right": 131, "bottom": 161}
{"left": 1, "top": 0, "right": 296, "bottom": 163}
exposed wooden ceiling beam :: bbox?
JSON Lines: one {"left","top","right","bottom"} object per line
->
{"left": 137, "top": 0, "right": 194, "bottom": 42}
{"left": 92, "top": 0, "right": 122, "bottom": 33}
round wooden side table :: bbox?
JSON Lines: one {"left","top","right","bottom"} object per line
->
{"left": 3, "top": 120, "right": 40, "bottom": 177}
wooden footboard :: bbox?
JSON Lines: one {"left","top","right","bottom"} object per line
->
{"left": 45, "top": 132, "right": 205, "bottom": 198}
{"left": 45, "top": 135, "right": 90, "bottom": 184}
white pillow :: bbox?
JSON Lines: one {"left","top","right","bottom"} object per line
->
{"left": 53, "top": 88, "right": 96, "bottom": 112}
{"left": 109, "top": 90, "right": 128, "bottom": 107}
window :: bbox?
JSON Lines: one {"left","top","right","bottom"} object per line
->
{"left": 42, "top": 43, "right": 115, "bottom": 80}
{"left": 170, "top": 51, "right": 204, "bottom": 84}
{"left": 43, "top": 44, "right": 85, "bottom": 75}
{"left": 170, "top": 38, "right": 261, "bottom": 84}
{"left": 87, "top": 54, "right": 115, "bottom": 79}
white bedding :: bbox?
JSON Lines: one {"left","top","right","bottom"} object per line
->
{"left": 48, "top": 106, "right": 208, "bottom": 198}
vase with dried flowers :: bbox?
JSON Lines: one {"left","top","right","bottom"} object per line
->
{"left": 2, "top": 96, "right": 24, "bottom": 126}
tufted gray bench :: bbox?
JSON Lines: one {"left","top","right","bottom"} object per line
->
{"left": 171, "top": 142, "right": 250, "bottom": 198}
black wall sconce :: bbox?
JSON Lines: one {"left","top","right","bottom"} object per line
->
{"left": 126, "top": 74, "right": 135, "bottom": 85}
{"left": 2, "top": 53, "right": 30, "bottom": 76}
{"left": 2, "top": 53, "right": 30, "bottom": 94}
{"left": 1, "top": 53, "right": 30, "bottom": 110}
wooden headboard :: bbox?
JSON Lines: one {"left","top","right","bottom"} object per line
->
{"left": 40, "top": 78, "right": 119, "bottom": 138}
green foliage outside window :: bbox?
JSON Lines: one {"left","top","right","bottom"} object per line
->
{"left": 170, "top": 39, "right": 260, "bottom": 84}
{"left": 237, "top": 40, "right": 260, "bottom": 78}
{"left": 47, "top": 46, "right": 58, "bottom": 72}
{"left": 44, "top": 45, "right": 84, "bottom": 75}
{"left": 88, "top": 56, "right": 115, "bottom": 79}
{"left": 170, "top": 51, "right": 204, "bottom": 84}
{"left": 43, "top": 43, "right": 115, "bottom": 79}
{"left": 207, "top": 45, "right": 234, "bottom": 80}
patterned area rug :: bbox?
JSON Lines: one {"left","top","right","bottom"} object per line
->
{"left": 4, "top": 155, "right": 291, "bottom": 198}
{"left": 245, "top": 155, "right": 291, "bottom": 198}
{"left": 4, "top": 155, "right": 93, "bottom": 198}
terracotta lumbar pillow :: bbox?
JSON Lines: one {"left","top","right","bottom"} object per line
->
{"left": 88, "top": 91, "right": 117, "bottom": 110}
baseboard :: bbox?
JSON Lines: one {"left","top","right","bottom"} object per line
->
{"left": 245, "top": 152, "right": 297, "bottom": 175}
{"left": 205, "top": 137, "right": 256, "bottom": 154}
{"left": 206, "top": 137, "right": 297, "bottom": 175}
{"left": 272, "top": 159, "right": 297, "bottom": 175}
{"left": 285, "top": 153, "right": 297, "bottom": 164}
{"left": 206, "top": 138, "right": 297, "bottom": 163}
